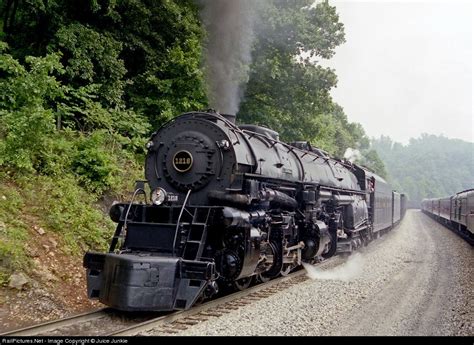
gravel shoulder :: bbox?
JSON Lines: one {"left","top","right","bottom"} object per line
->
{"left": 160, "top": 209, "right": 473, "bottom": 336}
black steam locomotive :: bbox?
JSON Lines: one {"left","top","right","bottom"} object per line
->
{"left": 83, "top": 111, "right": 406, "bottom": 311}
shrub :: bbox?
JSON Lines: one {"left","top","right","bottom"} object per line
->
{"left": 72, "top": 131, "right": 120, "bottom": 194}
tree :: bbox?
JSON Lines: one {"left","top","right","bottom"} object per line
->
{"left": 238, "top": 1, "right": 344, "bottom": 143}
{"left": 237, "top": 0, "right": 376, "bottom": 165}
{"left": 372, "top": 134, "right": 474, "bottom": 206}
{"left": 356, "top": 149, "right": 388, "bottom": 179}
{"left": 0, "top": 0, "right": 208, "bottom": 128}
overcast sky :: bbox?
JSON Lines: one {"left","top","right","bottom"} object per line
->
{"left": 322, "top": 0, "right": 473, "bottom": 144}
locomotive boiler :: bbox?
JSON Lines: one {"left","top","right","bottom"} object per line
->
{"left": 83, "top": 111, "right": 405, "bottom": 311}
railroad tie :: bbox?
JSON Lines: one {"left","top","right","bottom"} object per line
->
{"left": 198, "top": 311, "right": 223, "bottom": 317}
{"left": 174, "top": 319, "right": 200, "bottom": 326}
{"left": 160, "top": 328, "right": 180, "bottom": 334}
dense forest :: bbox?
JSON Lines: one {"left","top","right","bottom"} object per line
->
{"left": 372, "top": 135, "right": 474, "bottom": 207}
{"left": 0, "top": 0, "right": 385, "bottom": 282}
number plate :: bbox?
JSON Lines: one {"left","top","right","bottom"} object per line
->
{"left": 167, "top": 194, "right": 178, "bottom": 202}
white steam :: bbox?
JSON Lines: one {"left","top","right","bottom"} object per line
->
{"left": 303, "top": 253, "right": 365, "bottom": 282}
{"left": 199, "top": 0, "right": 261, "bottom": 115}
{"left": 344, "top": 147, "right": 362, "bottom": 163}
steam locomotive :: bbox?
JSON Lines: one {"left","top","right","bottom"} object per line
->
{"left": 83, "top": 111, "right": 406, "bottom": 311}
{"left": 421, "top": 190, "right": 474, "bottom": 244}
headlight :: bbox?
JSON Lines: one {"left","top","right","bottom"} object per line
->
{"left": 151, "top": 187, "right": 167, "bottom": 206}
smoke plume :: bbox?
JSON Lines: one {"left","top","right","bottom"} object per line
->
{"left": 303, "top": 253, "right": 365, "bottom": 282}
{"left": 344, "top": 147, "right": 362, "bottom": 163}
{"left": 199, "top": 0, "right": 260, "bottom": 115}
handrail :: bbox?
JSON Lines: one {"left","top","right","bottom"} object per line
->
{"left": 172, "top": 189, "right": 192, "bottom": 257}
{"left": 109, "top": 188, "right": 145, "bottom": 252}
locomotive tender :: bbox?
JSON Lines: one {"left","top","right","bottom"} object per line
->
{"left": 84, "top": 111, "right": 406, "bottom": 311}
{"left": 421, "top": 190, "right": 474, "bottom": 244}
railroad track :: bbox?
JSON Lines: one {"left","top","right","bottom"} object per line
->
{"left": 108, "top": 255, "right": 346, "bottom": 336}
{"left": 0, "top": 307, "right": 162, "bottom": 336}
{"left": 1, "top": 255, "right": 346, "bottom": 336}
{"left": 1, "top": 308, "right": 111, "bottom": 336}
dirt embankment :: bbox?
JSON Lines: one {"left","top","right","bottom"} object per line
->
{"left": 1, "top": 225, "right": 101, "bottom": 332}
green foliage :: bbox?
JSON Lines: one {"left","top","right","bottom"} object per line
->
{"left": 238, "top": 0, "right": 367, "bottom": 159}
{"left": 0, "top": 49, "right": 63, "bottom": 172}
{"left": 72, "top": 131, "right": 119, "bottom": 194}
{"left": 0, "top": 40, "right": 146, "bottom": 277}
{"left": 356, "top": 149, "right": 388, "bottom": 179}
{"left": 0, "top": 46, "right": 148, "bottom": 189}
{"left": 0, "top": 173, "right": 114, "bottom": 280}
{"left": 20, "top": 175, "right": 112, "bottom": 253}
{"left": 372, "top": 135, "right": 474, "bottom": 206}
{"left": 56, "top": 83, "right": 150, "bottom": 149}
{"left": 53, "top": 23, "right": 126, "bottom": 107}
{"left": 1, "top": 0, "right": 208, "bottom": 127}
{"left": 0, "top": 180, "right": 29, "bottom": 277}
{"left": 109, "top": 0, "right": 208, "bottom": 126}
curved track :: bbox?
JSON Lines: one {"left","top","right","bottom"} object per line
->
{"left": 333, "top": 210, "right": 473, "bottom": 335}
{"left": 1, "top": 309, "right": 110, "bottom": 336}
{"left": 1, "top": 256, "right": 346, "bottom": 336}
{"left": 108, "top": 255, "right": 346, "bottom": 336}
{"left": 0, "top": 308, "right": 161, "bottom": 336}
{"left": 148, "top": 210, "right": 472, "bottom": 336}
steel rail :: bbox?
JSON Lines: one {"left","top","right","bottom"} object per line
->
{"left": 0, "top": 308, "right": 111, "bottom": 336}
{"left": 108, "top": 255, "right": 346, "bottom": 336}
{"left": 1, "top": 255, "right": 347, "bottom": 336}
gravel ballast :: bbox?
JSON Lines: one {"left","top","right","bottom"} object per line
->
{"left": 156, "top": 209, "right": 473, "bottom": 336}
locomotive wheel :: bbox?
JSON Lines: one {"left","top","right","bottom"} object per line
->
{"left": 233, "top": 277, "right": 253, "bottom": 291}
{"left": 322, "top": 231, "right": 337, "bottom": 259}
{"left": 280, "top": 263, "right": 293, "bottom": 276}
{"left": 260, "top": 242, "right": 283, "bottom": 279}
{"left": 256, "top": 273, "right": 271, "bottom": 283}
